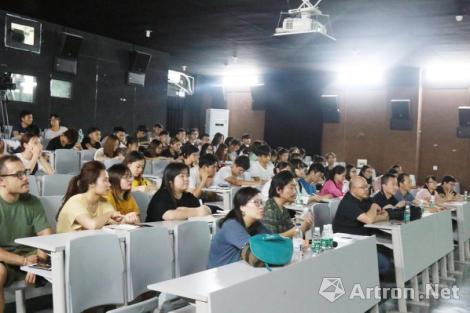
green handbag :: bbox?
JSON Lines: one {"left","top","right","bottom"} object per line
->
{"left": 241, "top": 234, "right": 293, "bottom": 271}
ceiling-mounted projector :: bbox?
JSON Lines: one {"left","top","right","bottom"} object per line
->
{"left": 273, "top": 0, "right": 335, "bottom": 40}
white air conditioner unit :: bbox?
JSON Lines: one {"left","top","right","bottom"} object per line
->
{"left": 168, "top": 70, "right": 194, "bottom": 97}
{"left": 273, "top": 0, "right": 335, "bottom": 40}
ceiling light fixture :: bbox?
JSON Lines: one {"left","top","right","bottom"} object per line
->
{"left": 273, "top": 0, "right": 335, "bottom": 40}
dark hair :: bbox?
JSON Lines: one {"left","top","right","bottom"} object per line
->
{"left": 269, "top": 171, "right": 295, "bottom": 198}
{"left": 126, "top": 136, "right": 138, "bottom": 147}
{"left": 189, "top": 128, "right": 198, "bottom": 135}
{"left": 49, "top": 113, "right": 60, "bottom": 121}
{"left": 381, "top": 173, "right": 397, "bottom": 186}
{"left": 113, "top": 126, "right": 125, "bottom": 133}
{"left": 313, "top": 155, "right": 326, "bottom": 164}
{"left": 277, "top": 148, "right": 288, "bottom": 160}
{"left": 201, "top": 133, "right": 209, "bottom": 138}
{"left": 390, "top": 164, "right": 401, "bottom": 172}
{"left": 441, "top": 175, "right": 457, "bottom": 184}
{"left": 359, "top": 165, "right": 373, "bottom": 184}
{"left": 219, "top": 187, "right": 261, "bottom": 234}
{"left": 215, "top": 143, "right": 228, "bottom": 162}
{"left": 387, "top": 168, "right": 399, "bottom": 177}
{"left": 328, "top": 165, "right": 346, "bottom": 182}
{"left": 397, "top": 173, "right": 410, "bottom": 185}
{"left": 325, "top": 152, "right": 336, "bottom": 159}
{"left": 241, "top": 133, "right": 251, "bottom": 140}
{"left": 160, "top": 162, "right": 190, "bottom": 204}
{"left": 424, "top": 175, "right": 437, "bottom": 193}
{"left": 299, "top": 148, "right": 306, "bottom": 158}
{"left": 160, "top": 130, "right": 169, "bottom": 136}
{"left": 290, "top": 159, "right": 306, "bottom": 178}
{"left": 136, "top": 125, "right": 148, "bottom": 133}
{"left": 123, "top": 151, "right": 146, "bottom": 167}
{"left": 229, "top": 139, "right": 241, "bottom": 147}
{"left": 19, "top": 133, "right": 38, "bottom": 152}
{"left": 200, "top": 143, "right": 213, "bottom": 156}
{"left": 275, "top": 161, "right": 292, "bottom": 174}
{"left": 86, "top": 127, "right": 100, "bottom": 136}
{"left": 181, "top": 144, "right": 199, "bottom": 158}
{"left": 254, "top": 144, "right": 271, "bottom": 157}
{"left": 289, "top": 153, "right": 302, "bottom": 162}
{"left": 199, "top": 153, "right": 218, "bottom": 168}
{"left": 345, "top": 164, "right": 356, "bottom": 181}
{"left": 154, "top": 123, "right": 164, "bottom": 129}
{"left": 211, "top": 132, "right": 224, "bottom": 146}
{"left": 20, "top": 110, "right": 32, "bottom": 119}
{"left": 307, "top": 163, "right": 325, "bottom": 175}
{"left": 234, "top": 155, "right": 250, "bottom": 171}
{"left": 108, "top": 164, "right": 132, "bottom": 200}
{"left": 58, "top": 161, "right": 106, "bottom": 219}
{"left": 103, "top": 135, "right": 119, "bottom": 158}
{"left": 145, "top": 139, "right": 162, "bottom": 158}
{"left": 0, "top": 155, "right": 23, "bottom": 175}
{"left": 224, "top": 136, "right": 234, "bottom": 146}
{"left": 62, "top": 128, "right": 78, "bottom": 144}
{"left": 176, "top": 128, "right": 186, "bottom": 134}
{"left": 25, "top": 124, "right": 40, "bottom": 136}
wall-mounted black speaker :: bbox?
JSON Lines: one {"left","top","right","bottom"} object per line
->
{"left": 457, "top": 126, "right": 470, "bottom": 138}
{"left": 458, "top": 106, "right": 470, "bottom": 127}
{"left": 321, "top": 95, "right": 340, "bottom": 123}
{"left": 54, "top": 33, "right": 83, "bottom": 75}
{"left": 129, "top": 51, "right": 151, "bottom": 73}
{"left": 390, "top": 99, "right": 412, "bottom": 130}
{"left": 251, "top": 86, "right": 269, "bottom": 111}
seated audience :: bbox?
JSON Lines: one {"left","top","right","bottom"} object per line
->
{"left": 182, "top": 144, "right": 199, "bottom": 168}
{"left": 43, "top": 113, "right": 68, "bottom": 140}
{"left": 186, "top": 128, "right": 200, "bottom": 147}
{"left": 342, "top": 164, "right": 357, "bottom": 193}
{"left": 94, "top": 135, "right": 124, "bottom": 162}
{"left": 324, "top": 152, "right": 337, "bottom": 178}
{"left": 249, "top": 144, "right": 274, "bottom": 182}
{"left": 207, "top": 187, "right": 271, "bottom": 268}
{"left": 359, "top": 165, "right": 374, "bottom": 195}
{"left": 211, "top": 132, "right": 225, "bottom": 150}
{"left": 215, "top": 143, "right": 228, "bottom": 165}
{"left": 241, "top": 133, "right": 251, "bottom": 151}
{"left": 16, "top": 133, "right": 54, "bottom": 175}
{"left": 395, "top": 173, "right": 421, "bottom": 206}
{"left": 277, "top": 148, "right": 289, "bottom": 164}
{"left": 415, "top": 175, "right": 444, "bottom": 212}
{"left": 102, "top": 127, "right": 127, "bottom": 148}
{"left": 12, "top": 111, "right": 34, "bottom": 140}
{"left": 105, "top": 164, "right": 140, "bottom": 220}
{"left": 200, "top": 143, "right": 214, "bottom": 156}
{"left": 262, "top": 171, "right": 313, "bottom": 237}
{"left": 159, "top": 130, "right": 170, "bottom": 147}
{"left": 81, "top": 127, "right": 101, "bottom": 150}
{"left": 298, "top": 163, "right": 325, "bottom": 202}
{"left": 436, "top": 175, "right": 460, "bottom": 201}
{"left": 372, "top": 173, "right": 406, "bottom": 210}
{"left": 146, "top": 162, "right": 211, "bottom": 222}
{"left": 123, "top": 151, "right": 155, "bottom": 192}
{"left": 319, "top": 165, "right": 346, "bottom": 198}
{"left": 0, "top": 155, "right": 53, "bottom": 311}
{"left": 160, "top": 138, "right": 182, "bottom": 160}
{"left": 175, "top": 128, "right": 187, "bottom": 144}
{"left": 56, "top": 161, "right": 138, "bottom": 233}
{"left": 227, "top": 139, "right": 241, "bottom": 162}
{"left": 214, "top": 155, "right": 259, "bottom": 187}
{"left": 125, "top": 136, "right": 139, "bottom": 153}
{"left": 188, "top": 154, "right": 218, "bottom": 198}
{"left": 135, "top": 125, "right": 149, "bottom": 143}
{"left": 200, "top": 133, "right": 210, "bottom": 147}
{"left": 46, "top": 128, "right": 79, "bottom": 151}
{"left": 150, "top": 123, "right": 164, "bottom": 140}
{"left": 144, "top": 139, "right": 164, "bottom": 159}
{"left": 261, "top": 162, "right": 293, "bottom": 201}
{"left": 332, "top": 176, "right": 391, "bottom": 276}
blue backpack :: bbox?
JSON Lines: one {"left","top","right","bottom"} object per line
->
{"left": 241, "top": 234, "right": 293, "bottom": 271}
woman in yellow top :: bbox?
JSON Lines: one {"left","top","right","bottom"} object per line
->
{"left": 56, "top": 161, "right": 138, "bottom": 233}
{"left": 105, "top": 163, "right": 140, "bottom": 221}
{"left": 123, "top": 151, "right": 157, "bottom": 192}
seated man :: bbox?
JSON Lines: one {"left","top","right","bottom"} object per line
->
{"left": 12, "top": 111, "right": 34, "bottom": 140}
{"left": 332, "top": 176, "right": 391, "bottom": 277}
{"left": 46, "top": 128, "right": 79, "bottom": 151}
{"left": 372, "top": 173, "right": 406, "bottom": 210}
{"left": 214, "top": 155, "right": 259, "bottom": 187}
{"left": 395, "top": 173, "right": 422, "bottom": 207}
{"left": 436, "top": 175, "right": 460, "bottom": 202}
{"left": 249, "top": 144, "right": 274, "bottom": 182}
{"left": 188, "top": 154, "right": 218, "bottom": 198}
{"left": 0, "top": 155, "right": 53, "bottom": 312}
{"left": 298, "top": 163, "right": 326, "bottom": 203}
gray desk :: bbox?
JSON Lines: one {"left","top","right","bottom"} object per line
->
{"left": 443, "top": 201, "right": 470, "bottom": 263}
{"left": 148, "top": 235, "right": 380, "bottom": 313}
{"left": 365, "top": 211, "right": 453, "bottom": 312}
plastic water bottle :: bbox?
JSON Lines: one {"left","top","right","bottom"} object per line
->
{"left": 292, "top": 223, "right": 303, "bottom": 262}
{"left": 295, "top": 192, "right": 302, "bottom": 207}
{"left": 311, "top": 227, "right": 322, "bottom": 254}
{"left": 78, "top": 129, "right": 84, "bottom": 144}
{"left": 429, "top": 196, "right": 435, "bottom": 209}
{"left": 321, "top": 224, "right": 334, "bottom": 250}
{"left": 404, "top": 204, "right": 411, "bottom": 223}
{"left": 464, "top": 191, "right": 468, "bottom": 202}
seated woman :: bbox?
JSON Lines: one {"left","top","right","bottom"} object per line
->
{"left": 94, "top": 135, "right": 124, "bottom": 162}
{"left": 81, "top": 127, "right": 101, "bottom": 150}
{"left": 261, "top": 161, "right": 292, "bottom": 201}
{"left": 200, "top": 143, "right": 214, "bottom": 156}
{"left": 16, "top": 133, "right": 54, "bottom": 175}
{"left": 125, "top": 136, "right": 139, "bottom": 153}
{"left": 415, "top": 175, "right": 443, "bottom": 212}
{"left": 208, "top": 187, "right": 271, "bottom": 268}
{"left": 359, "top": 165, "right": 374, "bottom": 195}
{"left": 342, "top": 164, "right": 357, "bottom": 194}
{"left": 56, "top": 161, "right": 138, "bottom": 232}
{"left": 319, "top": 165, "right": 346, "bottom": 198}
{"left": 144, "top": 139, "right": 164, "bottom": 159}
{"left": 43, "top": 113, "right": 67, "bottom": 140}
{"left": 181, "top": 144, "right": 199, "bottom": 168}
{"left": 160, "top": 137, "right": 182, "bottom": 160}
{"left": 262, "top": 171, "right": 313, "bottom": 238}
{"left": 146, "top": 162, "right": 211, "bottom": 222}
{"left": 215, "top": 143, "right": 228, "bottom": 165}
{"left": 105, "top": 164, "right": 141, "bottom": 221}
{"left": 123, "top": 151, "right": 157, "bottom": 193}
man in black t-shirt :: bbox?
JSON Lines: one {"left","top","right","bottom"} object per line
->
{"left": 46, "top": 129, "right": 79, "bottom": 151}
{"left": 436, "top": 175, "right": 458, "bottom": 201}
{"left": 12, "top": 111, "right": 35, "bottom": 140}
{"left": 373, "top": 174, "right": 406, "bottom": 209}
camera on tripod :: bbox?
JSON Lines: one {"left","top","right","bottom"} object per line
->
{"left": 0, "top": 72, "right": 16, "bottom": 91}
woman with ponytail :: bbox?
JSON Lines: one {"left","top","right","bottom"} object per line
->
{"left": 56, "top": 161, "right": 138, "bottom": 232}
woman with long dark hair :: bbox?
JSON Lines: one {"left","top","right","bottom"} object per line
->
{"left": 16, "top": 133, "right": 54, "bottom": 175}
{"left": 359, "top": 165, "right": 374, "bottom": 195}
{"left": 211, "top": 132, "right": 224, "bottom": 150}
{"left": 123, "top": 151, "right": 156, "bottom": 192}
{"left": 56, "top": 161, "right": 138, "bottom": 232}
{"left": 208, "top": 187, "right": 271, "bottom": 268}
{"left": 94, "top": 135, "right": 123, "bottom": 161}
{"left": 319, "top": 165, "right": 346, "bottom": 198}
{"left": 146, "top": 162, "right": 211, "bottom": 221}
{"left": 105, "top": 164, "right": 140, "bottom": 220}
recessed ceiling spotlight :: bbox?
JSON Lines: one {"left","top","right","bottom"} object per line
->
{"left": 145, "top": 30, "right": 152, "bottom": 38}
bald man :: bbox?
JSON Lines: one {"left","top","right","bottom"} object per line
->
{"left": 333, "top": 176, "right": 391, "bottom": 276}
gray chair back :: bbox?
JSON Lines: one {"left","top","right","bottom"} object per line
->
{"left": 79, "top": 150, "right": 96, "bottom": 167}
{"left": 131, "top": 191, "right": 151, "bottom": 223}
{"left": 312, "top": 203, "right": 332, "bottom": 233}
{"left": 38, "top": 196, "right": 63, "bottom": 231}
{"left": 174, "top": 221, "right": 211, "bottom": 277}
{"left": 55, "top": 149, "right": 80, "bottom": 174}
{"left": 151, "top": 159, "right": 171, "bottom": 177}
{"left": 41, "top": 174, "right": 73, "bottom": 196}
{"left": 104, "top": 158, "right": 122, "bottom": 169}
{"left": 127, "top": 227, "right": 173, "bottom": 301}
{"left": 65, "top": 234, "right": 125, "bottom": 313}
{"left": 27, "top": 175, "right": 40, "bottom": 196}
{"left": 143, "top": 161, "right": 152, "bottom": 175}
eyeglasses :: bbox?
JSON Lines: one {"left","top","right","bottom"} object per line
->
{"left": 249, "top": 199, "right": 264, "bottom": 206}
{"left": 123, "top": 175, "right": 134, "bottom": 180}
{"left": 0, "top": 170, "right": 30, "bottom": 179}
